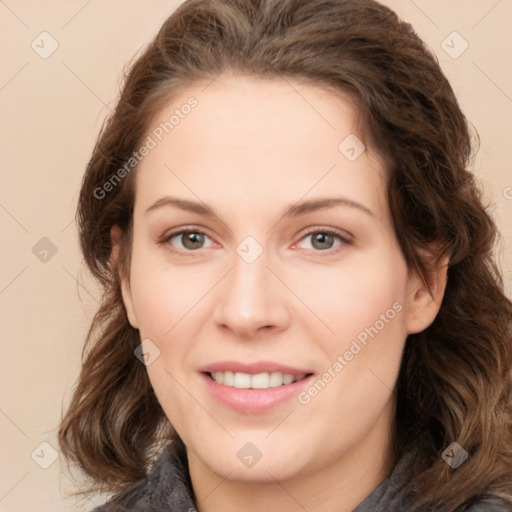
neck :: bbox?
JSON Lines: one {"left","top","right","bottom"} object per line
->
{"left": 187, "top": 402, "right": 398, "bottom": 512}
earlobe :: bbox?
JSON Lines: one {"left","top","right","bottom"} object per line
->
{"left": 110, "top": 225, "right": 139, "bottom": 329}
{"left": 405, "top": 254, "right": 449, "bottom": 335}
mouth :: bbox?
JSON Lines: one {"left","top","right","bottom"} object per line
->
{"left": 206, "top": 371, "right": 310, "bottom": 389}
{"left": 198, "top": 361, "right": 315, "bottom": 413}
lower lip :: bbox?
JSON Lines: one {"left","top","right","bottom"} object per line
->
{"left": 201, "top": 373, "right": 314, "bottom": 413}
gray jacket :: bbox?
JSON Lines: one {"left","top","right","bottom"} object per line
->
{"left": 93, "top": 440, "right": 512, "bottom": 512}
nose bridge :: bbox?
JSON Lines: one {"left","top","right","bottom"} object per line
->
{"left": 213, "top": 239, "right": 290, "bottom": 336}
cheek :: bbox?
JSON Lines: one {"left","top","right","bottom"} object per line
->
{"left": 129, "top": 248, "right": 210, "bottom": 338}
{"left": 304, "top": 255, "right": 409, "bottom": 351}
{"left": 130, "top": 278, "right": 170, "bottom": 339}
{"left": 310, "top": 258, "right": 409, "bottom": 414}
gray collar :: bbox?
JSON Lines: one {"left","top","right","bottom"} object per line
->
{"left": 94, "top": 437, "right": 510, "bottom": 511}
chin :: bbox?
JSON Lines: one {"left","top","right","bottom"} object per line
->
{"left": 191, "top": 436, "right": 313, "bottom": 483}
{"left": 210, "top": 455, "right": 305, "bottom": 483}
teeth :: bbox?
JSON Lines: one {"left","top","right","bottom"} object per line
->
{"left": 234, "top": 372, "right": 252, "bottom": 388}
{"left": 210, "top": 371, "right": 306, "bottom": 389}
{"left": 223, "top": 371, "right": 234, "bottom": 386}
{"left": 269, "top": 372, "right": 284, "bottom": 387}
{"left": 283, "top": 373, "right": 294, "bottom": 385}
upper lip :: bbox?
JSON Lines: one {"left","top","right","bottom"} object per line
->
{"left": 199, "top": 360, "right": 314, "bottom": 376}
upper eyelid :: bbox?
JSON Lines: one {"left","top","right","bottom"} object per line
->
{"left": 162, "top": 226, "right": 212, "bottom": 241}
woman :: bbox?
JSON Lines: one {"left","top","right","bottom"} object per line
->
{"left": 59, "top": 0, "right": 512, "bottom": 510}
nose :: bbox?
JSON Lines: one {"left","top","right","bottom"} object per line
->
{"left": 212, "top": 245, "right": 291, "bottom": 340}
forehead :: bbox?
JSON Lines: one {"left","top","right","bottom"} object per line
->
{"left": 148, "top": 72, "right": 362, "bottom": 155}
{"left": 134, "top": 73, "right": 387, "bottom": 218}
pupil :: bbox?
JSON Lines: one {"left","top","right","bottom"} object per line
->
{"left": 313, "top": 233, "right": 333, "bottom": 250}
{"left": 184, "top": 232, "right": 204, "bottom": 249}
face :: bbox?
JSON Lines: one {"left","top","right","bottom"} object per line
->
{"left": 118, "top": 72, "right": 445, "bottom": 483}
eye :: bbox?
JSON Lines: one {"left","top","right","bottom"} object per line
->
{"left": 295, "top": 228, "right": 351, "bottom": 252}
{"left": 160, "top": 228, "right": 215, "bottom": 253}
{"left": 158, "top": 226, "right": 352, "bottom": 255}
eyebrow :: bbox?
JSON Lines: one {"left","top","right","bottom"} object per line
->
{"left": 145, "top": 195, "right": 374, "bottom": 218}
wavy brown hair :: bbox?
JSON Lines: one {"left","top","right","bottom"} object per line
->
{"left": 58, "top": 0, "right": 512, "bottom": 510}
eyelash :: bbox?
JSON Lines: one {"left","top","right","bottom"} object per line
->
{"left": 157, "top": 226, "right": 352, "bottom": 257}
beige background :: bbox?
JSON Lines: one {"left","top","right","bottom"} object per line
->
{"left": 1, "top": 1, "right": 511, "bottom": 510}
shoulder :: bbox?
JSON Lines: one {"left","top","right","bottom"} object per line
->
{"left": 90, "top": 440, "right": 195, "bottom": 512}
{"left": 89, "top": 477, "right": 151, "bottom": 512}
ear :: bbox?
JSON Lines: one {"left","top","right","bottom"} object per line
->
{"left": 110, "top": 225, "right": 139, "bottom": 329}
{"left": 404, "top": 250, "right": 449, "bottom": 335}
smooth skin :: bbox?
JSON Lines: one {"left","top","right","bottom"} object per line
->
{"left": 114, "top": 71, "right": 447, "bottom": 512}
